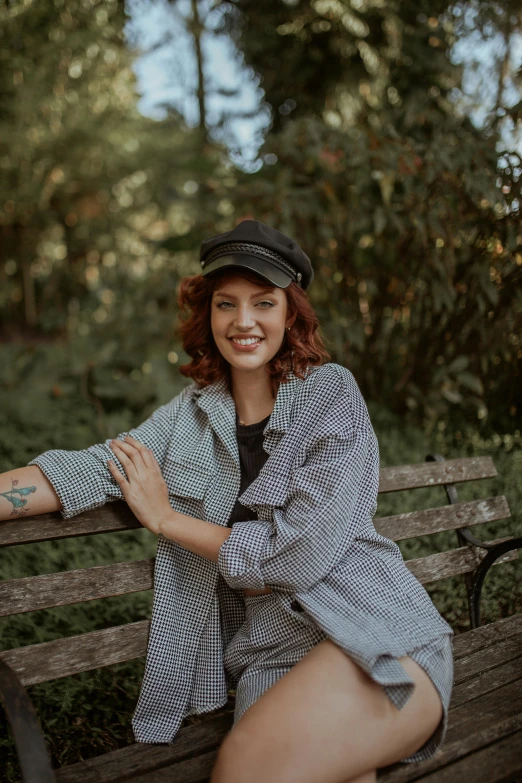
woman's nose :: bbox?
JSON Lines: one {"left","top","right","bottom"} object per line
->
{"left": 234, "top": 305, "right": 256, "bottom": 329}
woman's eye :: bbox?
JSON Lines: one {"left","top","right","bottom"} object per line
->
{"left": 216, "top": 300, "right": 274, "bottom": 309}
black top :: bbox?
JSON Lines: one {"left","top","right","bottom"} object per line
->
{"left": 227, "top": 412, "right": 271, "bottom": 527}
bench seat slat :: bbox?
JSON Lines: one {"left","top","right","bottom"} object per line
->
{"left": 0, "top": 620, "right": 150, "bottom": 686}
{"left": 129, "top": 750, "right": 218, "bottom": 783}
{"left": 406, "top": 537, "right": 519, "bottom": 584}
{"left": 49, "top": 616, "right": 522, "bottom": 783}
{"left": 8, "top": 615, "right": 521, "bottom": 783}
{"left": 410, "top": 729, "right": 522, "bottom": 783}
{"left": 374, "top": 496, "right": 510, "bottom": 541}
{"left": 453, "top": 612, "right": 522, "bottom": 659}
{"left": 451, "top": 657, "right": 522, "bottom": 710}
{"left": 453, "top": 637, "right": 522, "bottom": 685}
{"left": 53, "top": 714, "right": 232, "bottom": 783}
{"left": 0, "top": 559, "right": 155, "bottom": 617}
{"left": 379, "top": 677, "right": 522, "bottom": 782}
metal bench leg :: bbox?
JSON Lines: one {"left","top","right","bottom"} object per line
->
{"left": 0, "top": 659, "right": 56, "bottom": 782}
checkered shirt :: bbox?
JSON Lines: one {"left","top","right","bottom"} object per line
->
{"left": 28, "top": 363, "right": 453, "bottom": 744}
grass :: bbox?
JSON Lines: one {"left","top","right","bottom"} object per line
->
{"left": 0, "top": 394, "right": 520, "bottom": 781}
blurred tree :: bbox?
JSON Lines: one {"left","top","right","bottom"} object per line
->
{"left": 217, "top": 0, "right": 522, "bottom": 430}
{"left": 0, "top": 0, "right": 223, "bottom": 339}
{"left": 0, "top": 0, "right": 236, "bottom": 429}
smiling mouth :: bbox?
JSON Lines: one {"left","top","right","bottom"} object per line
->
{"left": 228, "top": 337, "right": 265, "bottom": 346}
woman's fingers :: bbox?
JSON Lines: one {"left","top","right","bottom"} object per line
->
{"left": 124, "top": 435, "right": 156, "bottom": 468}
{"left": 112, "top": 436, "right": 152, "bottom": 470}
{"left": 108, "top": 458, "right": 129, "bottom": 488}
{"left": 110, "top": 441, "right": 139, "bottom": 480}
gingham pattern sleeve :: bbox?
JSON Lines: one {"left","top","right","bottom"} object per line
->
{"left": 27, "top": 384, "right": 194, "bottom": 520}
{"left": 218, "top": 371, "right": 380, "bottom": 592}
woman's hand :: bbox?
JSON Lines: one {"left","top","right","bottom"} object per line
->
{"left": 107, "top": 435, "right": 171, "bottom": 535}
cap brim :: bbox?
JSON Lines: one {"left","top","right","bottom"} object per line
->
{"left": 200, "top": 254, "right": 292, "bottom": 288}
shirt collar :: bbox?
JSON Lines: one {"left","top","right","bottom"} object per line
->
{"left": 193, "top": 369, "right": 307, "bottom": 436}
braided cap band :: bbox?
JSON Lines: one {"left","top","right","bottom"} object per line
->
{"left": 199, "top": 220, "right": 313, "bottom": 289}
{"left": 201, "top": 241, "right": 302, "bottom": 286}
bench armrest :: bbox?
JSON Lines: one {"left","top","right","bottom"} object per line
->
{"left": 469, "top": 537, "right": 522, "bottom": 627}
{"left": 0, "top": 659, "right": 55, "bottom": 782}
{"left": 425, "top": 452, "right": 521, "bottom": 629}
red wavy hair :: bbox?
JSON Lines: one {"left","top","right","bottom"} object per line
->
{"left": 176, "top": 267, "right": 330, "bottom": 395}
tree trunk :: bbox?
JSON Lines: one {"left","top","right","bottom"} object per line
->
{"left": 191, "top": 0, "right": 207, "bottom": 138}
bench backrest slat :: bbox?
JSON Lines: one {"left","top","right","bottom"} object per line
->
{"left": 407, "top": 536, "right": 518, "bottom": 584}
{"left": 0, "top": 503, "right": 141, "bottom": 548}
{"left": 377, "top": 455, "right": 497, "bottom": 493}
{"left": 0, "top": 621, "right": 150, "bottom": 687}
{"left": 0, "top": 559, "right": 155, "bottom": 617}
{"left": 1, "top": 454, "right": 516, "bottom": 687}
{"left": 0, "top": 497, "right": 512, "bottom": 617}
{"left": 374, "top": 496, "right": 511, "bottom": 541}
{"left": 0, "top": 457, "right": 498, "bottom": 548}
{"left": 1, "top": 538, "right": 518, "bottom": 686}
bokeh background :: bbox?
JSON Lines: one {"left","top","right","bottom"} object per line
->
{"left": 0, "top": 0, "right": 521, "bottom": 777}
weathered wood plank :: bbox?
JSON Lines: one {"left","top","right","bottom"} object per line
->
{"left": 1, "top": 457, "right": 498, "bottom": 547}
{"left": 33, "top": 615, "right": 522, "bottom": 783}
{"left": 379, "top": 717, "right": 522, "bottom": 782}
{"left": 453, "top": 637, "right": 522, "bottom": 686}
{"left": 1, "top": 611, "right": 520, "bottom": 693}
{"left": 452, "top": 613, "right": 522, "bottom": 660}
{"left": 51, "top": 648, "right": 522, "bottom": 783}
{"left": 379, "top": 678, "right": 522, "bottom": 782}
{"left": 0, "top": 559, "right": 155, "bottom": 617}
{"left": 56, "top": 676, "right": 522, "bottom": 783}
{"left": 54, "top": 713, "right": 233, "bottom": 783}
{"left": 411, "top": 728, "right": 522, "bottom": 782}
{"left": 0, "top": 500, "right": 141, "bottom": 548}
{"left": 406, "top": 537, "right": 519, "bottom": 584}
{"left": 0, "top": 621, "right": 150, "bottom": 686}
{"left": 451, "top": 657, "right": 522, "bottom": 710}
{"left": 374, "top": 496, "right": 510, "bottom": 542}
{"left": 378, "top": 456, "right": 497, "bottom": 494}
{"left": 126, "top": 751, "right": 218, "bottom": 783}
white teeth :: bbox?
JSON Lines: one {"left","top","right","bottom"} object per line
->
{"left": 231, "top": 337, "right": 262, "bottom": 345}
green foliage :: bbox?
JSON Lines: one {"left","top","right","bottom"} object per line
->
{"left": 0, "top": 0, "right": 227, "bottom": 336}
{"left": 0, "top": 336, "right": 190, "bottom": 468}
{"left": 2, "top": 0, "right": 521, "bottom": 430}
{"left": 216, "top": 0, "right": 522, "bottom": 431}
{"left": 224, "top": 113, "right": 522, "bottom": 430}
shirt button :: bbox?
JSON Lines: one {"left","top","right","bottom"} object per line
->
{"left": 290, "top": 599, "right": 304, "bottom": 612}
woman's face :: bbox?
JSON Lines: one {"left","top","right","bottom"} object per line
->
{"left": 210, "top": 274, "right": 289, "bottom": 374}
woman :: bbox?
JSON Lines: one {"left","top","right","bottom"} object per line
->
{"left": 10, "top": 220, "right": 454, "bottom": 783}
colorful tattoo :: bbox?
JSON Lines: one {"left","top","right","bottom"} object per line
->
{"left": 0, "top": 479, "right": 37, "bottom": 517}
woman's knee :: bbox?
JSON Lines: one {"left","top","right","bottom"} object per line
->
{"left": 210, "top": 727, "right": 255, "bottom": 783}
{"left": 341, "top": 772, "right": 377, "bottom": 783}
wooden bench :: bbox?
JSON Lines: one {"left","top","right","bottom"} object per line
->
{"left": 1, "top": 453, "right": 521, "bottom": 783}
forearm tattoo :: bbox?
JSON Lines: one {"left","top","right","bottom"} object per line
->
{"left": 0, "top": 479, "right": 37, "bottom": 517}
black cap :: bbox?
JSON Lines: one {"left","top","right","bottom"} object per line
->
{"left": 199, "top": 220, "right": 314, "bottom": 291}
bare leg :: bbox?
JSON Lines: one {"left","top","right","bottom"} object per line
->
{"left": 211, "top": 639, "right": 442, "bottom": 783}
{"left": 341, "top": 772, "right": 377, "bottom": 783}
